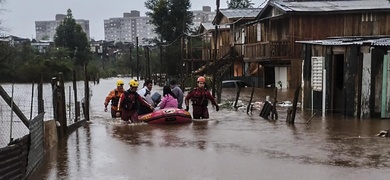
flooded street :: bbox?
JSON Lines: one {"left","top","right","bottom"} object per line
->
{"left": 29, "top": 78, "right": 390, "bottom": 180}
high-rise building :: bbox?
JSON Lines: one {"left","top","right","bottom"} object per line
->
{"left": 35, "top": 14, "right": 90, "bottom": 41}
{"left": 191, "top": 6, "right": 215, "bottom": 30}
{"left": 104, "top": 10, "right": 158, "bottom": 45}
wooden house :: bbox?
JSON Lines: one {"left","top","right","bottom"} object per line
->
{"left": 194, "top": 8, "right": 262, "bottom": 85}
{"left": 299, "top": 37, "right": 390, "bottom": 118}
{"left": 246, "top": 0, "right": 390, "bottom": 89}
{"left": 190, "top": 23, "right": 231, "bottom": 76}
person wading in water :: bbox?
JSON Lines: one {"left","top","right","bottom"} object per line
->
{"left": 104, "top": 79, "right": 125, "bottom": 118}
{"left": 118, "top": 79, "right": 154, "bottom": 123}
{"left": 185, "top": 76, "right": 219, "bottom": 119}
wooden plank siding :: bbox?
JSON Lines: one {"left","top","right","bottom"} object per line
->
{"left": 242, "top": 11, "right": 390, "bottom": 88}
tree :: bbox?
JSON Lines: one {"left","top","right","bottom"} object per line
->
{"left": 145, "top": 0, "right": 193, "bottom": 43}
{"left": 227, "top": 0, "right": 254, "bottom": 9}
{"left": 145, "top": 0, "right": 194, "bottom": 75}
{"left": 54, "top": 9, "right": 90, "bottom": 66}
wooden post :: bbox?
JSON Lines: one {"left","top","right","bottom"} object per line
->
{"left": 290, "top": 86, "right": 301, "bottom": 124}
{"left": 160, "top": 40, "right": 163, "bottom": 86}
{"left": 271, "top": 87, "right": 278, "bottom": 120}
{"left": 147, "top": 46, "right": 151, "bottom": 80}
{"left": 247, "top": 81, "right": 255, "bottom": 115}
{"left": 181, "top": 36, "right": 185, "bottom": 90}
{"left": 73, "top": 70, "right": 78, "bottom": 122}
{"left": 130, "top": 45, "right": 133, "bottom": 78}
{"left": 136, "top": 37, "right": 139, "bottom": 80}
{"left": 58, "top": 72, "right": 67, "bottom": 137}
{"left": 29, "top": 82, "right": 34, "bottom": 120}
{"left": 38, "top": 73, "right": 44, "bottom": 114}
{"left": 51, "top": 76, "right": 58, "bottom": 121}
{"left": 212, "top": 0, "right": 220, "bottom": 97}
{"left": 233, "top": 86, "right": 241, "bottom": 110}
{"left": 207, "top": 34, "right": 211, "bottom": 74}
{"left": 84, "top": 64, "right": 90, "bottom": 121}
{"left": 191, "top": 37, "right": 194, "bottom": 81}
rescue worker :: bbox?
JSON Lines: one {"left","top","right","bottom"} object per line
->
{"left": 104, "top": 79, "right": 125, "bottom": 118}
{"left": 118, "top": 79, "right": 154, "bottom": 123}
{"left": 137, "top": 79, "right": 155, "bottom": 115}
{"left": 185, "top": 76, "right": 219, "bottom": 119}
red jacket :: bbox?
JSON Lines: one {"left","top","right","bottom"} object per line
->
{"left": 185, "top": 87, "right": 217, "bottom": 106}
{"left": 118, "top": 90, "right": 152, "bottom": 111}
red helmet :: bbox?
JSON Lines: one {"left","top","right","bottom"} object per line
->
{"left": 197, "top": 76, "right": 206, "bottom": 83}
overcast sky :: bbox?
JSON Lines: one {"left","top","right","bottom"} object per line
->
{"left": 1, "top": 0, "right": 262, "bottom": 40}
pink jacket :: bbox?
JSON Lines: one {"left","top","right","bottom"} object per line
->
{"left": 159, "top": 94, "right": 178, "bottom": 109}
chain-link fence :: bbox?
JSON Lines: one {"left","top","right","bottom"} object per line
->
{"left": 0, "top": 80, "right": 88, "bottom": 147}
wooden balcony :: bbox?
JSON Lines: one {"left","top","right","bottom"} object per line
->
{"left": 202, "top": 45, "right": 231, "bottom": 61}
{"left": 243, "top": 40, "right": 290, "bottom": 62}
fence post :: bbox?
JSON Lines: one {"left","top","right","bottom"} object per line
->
{"left": 38, "top": 73, "right": 44, "bottom": 114}
{"left": 73, "top": 70, "right": 78, "bottom": 122}
{"left": 271, "top": 87, "right": 278, "bottom": 120}
{"left": 29, "top": 82, "right": 34, "bottom": 120}
{"left": 290, "top": 86, "right": 301, "bottom": 124}
{"left": 84, "top": 63, "right": 90, "bottom": 121}
{"left": 233, "top": 86, "right": 241, "bottom": 110}
{"left": 246, "top": 81, "right": 255, "bottom": 115}
{"left": 57, "top": 72, "right": 67, "bottom": 137}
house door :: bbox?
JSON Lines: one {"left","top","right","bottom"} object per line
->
{"left": 264, "top": 66, "right": 275, "bottom": 88}
{"left": 331, "top": 54, "right": 345, "bottom": 114}
{"left": 381, "top": 53, "right": 390, "bottom": 118}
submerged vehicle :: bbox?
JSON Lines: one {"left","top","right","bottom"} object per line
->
{"left": 138, "top": 108, "right": 192, "bottom": 124}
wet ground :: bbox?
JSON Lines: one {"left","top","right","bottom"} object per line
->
{"left": 29, "top": 78, "right": 390, "bottom": 180}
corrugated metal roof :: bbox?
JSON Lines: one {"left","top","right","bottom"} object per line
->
{"left": 272, "top": 0, "right": 390, "bottom": 12}
{"left": 200, "top": 23, "right": 230, "bottom": 31}
{"left": 219, "top": 8, "right": 262, "bottom": 19}
{"left": 297, "top": 37, "right": 390, "bottom": 46}
{"left": 372, "top": 38, "right": 390, "bottom": 46}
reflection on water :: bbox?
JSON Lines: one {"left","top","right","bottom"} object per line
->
{"left": 29, "top": 78, "right": 390, "bottom": 180}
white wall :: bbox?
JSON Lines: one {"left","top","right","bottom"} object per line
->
{"left": 275, "top": 67, "right": 288, "bottom": 89}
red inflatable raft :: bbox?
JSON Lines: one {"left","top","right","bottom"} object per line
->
{"left": 138, "top": 108, "right": 192, "bottom": 124}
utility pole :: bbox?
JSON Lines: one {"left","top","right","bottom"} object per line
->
{"left": 181, "top": 16, "right": 186, "bottom": 90}
{"left": 190, "top": 37, "right": 194, "bottom": 82}
{"left": 212, "top": 0, "right": 220, "bottom": 97}
{"left": 186, "top": 36, "right": 189, "bottom": 79}
{"left": 181, "top": 35, "right": 184, "bottom": 87}
{"left": 144, "top": 46, "right": 151, "bottom": 80}
{"left": 136, "top": 37, "right": 139, "bottom": 80}
{"left": 129, "top": 44, "right": 133, "bottom": 78}
{"left": 160, "top": 38, "right": 163, "bottom": 86}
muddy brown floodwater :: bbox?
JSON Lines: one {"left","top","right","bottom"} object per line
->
{"left": 29, "top": 78, "right": 390, "bottom": 180}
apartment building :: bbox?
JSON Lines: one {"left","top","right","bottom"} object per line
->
{"left": 35, "top": 14, "right": 90, "bottom": 41}
{"left": 104, "top": 10, "right": 157, "bottom": 45}
{"left": 191, "top": 6, "right": 215, "bottom": 30}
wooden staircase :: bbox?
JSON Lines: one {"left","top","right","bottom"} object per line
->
{"left": 191, "top": 46, "right": 238, "bottom": 77}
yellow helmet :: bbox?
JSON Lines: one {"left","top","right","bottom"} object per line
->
{"left": 129, "top": 79, "right": 139, "bottom": 88}
{"left": 116, "top": 79, "right": 124, "bottom": 86}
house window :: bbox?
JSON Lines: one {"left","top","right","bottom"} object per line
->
{"left": 257, "top": 23, "right": 261, "bottom": 41}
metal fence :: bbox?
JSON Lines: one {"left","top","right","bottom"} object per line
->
{"left": 0, "top": 82, "right": 87, "bottom": 147}
{"left": 0, "top": 72, "right": 90, "bottom": 146}
{"left": 0, "top": 71, "right": 91, "bottom": 179}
